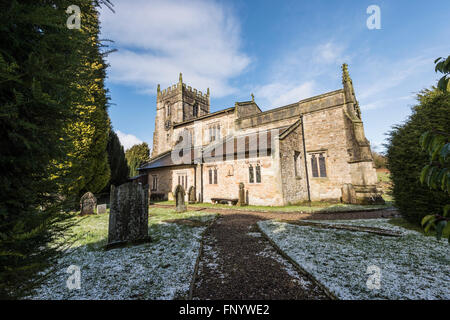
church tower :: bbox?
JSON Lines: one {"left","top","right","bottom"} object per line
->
{"left": 151, "top": 73, "right": 210, "bottom": 158}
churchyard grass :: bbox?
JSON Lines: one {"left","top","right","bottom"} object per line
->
{"left": 26, "top": 208, "right": 217, "bottom": 300}
{"left": 153, "top": 200, "right": 393, "bottom": 213}
{"left": 258, "top": 218, "right": 449, "bottom": 299}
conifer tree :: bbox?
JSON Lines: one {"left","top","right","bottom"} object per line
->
{"left": 0, "top": 0, "right": 113, "bottom": 298}
{"left": 125, "top": 143, "right": 151, "bottom": 177}
{"left": 106, "top": 129, "right": 129, "bottom": 188}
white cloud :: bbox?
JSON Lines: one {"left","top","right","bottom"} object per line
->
{"left": 116, "top": 130, "right": 143, "bottom": 150}
{"left": 100, "top": 0, "right": 250, "bottom": 97}
{"left": 254, "top": 81, "right": 315, "bottom": 109}
{"left": 252, "top": 41, "right": 347, "bottom": 109}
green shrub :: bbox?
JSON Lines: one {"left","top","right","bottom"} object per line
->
{"left": 386, "top": 88, "right": 450, "bottom": 225}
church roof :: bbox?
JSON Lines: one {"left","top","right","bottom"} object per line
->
{"left": 173, "top": 107, "right": 235, "bottom": 128}
{"left": 139, "top": 126, "right": 289, "bottom": 171}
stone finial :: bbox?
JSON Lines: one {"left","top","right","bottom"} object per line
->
{"left": 207, "top": 88, "right": 210, "bottom": 97}
{"left": 157, "top": 84, "right": 160, "bottom": 95}
{"left": 179, "top": 72, "right": 183, "bottom": 84}
{"left": 342, "top": 63, "right": 350, "bottom": 85}
{"left": 251, "top": 93, "right": 255, "bottom": 102}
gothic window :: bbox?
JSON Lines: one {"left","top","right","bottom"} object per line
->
{"left": 311, "top": 154, "right": 319, "bottom": 178}
{"left": 310, "top": 153, "right": 327, "bottom": 178}
{"left": 151, "top": 175, "right": 157, "bottom": 191}
{"left": 249, "top": 165, "right": 254, "bottom": 183}
{"left": 208, "top": 168, "right": 217, "bottom": 184}
{"left": 166, "top": 104, "right": 171, "bottom": 117}
{"left": 255, "top": 164, "right": 261, "bottom": 183}
{"left": 209, "top": 123, "right": 221, "bottom": 142}
{"left": 193, "top": 103, "right": 198, "bottom": 118}
{"left": 178, "top": 174, "right": 187, "bottom": 189}
{"left": 319, "top": 154, "right": 327, "bottom": 177}
{"left": 294, "top": 151, "right": 301, "bottom": 178}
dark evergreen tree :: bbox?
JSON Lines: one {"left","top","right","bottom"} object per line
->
{"left": 386, "top": 88, "right": 450, "bottom": 225}
{"left": 125, "top": 143, "right": 150, "bottom": 177}
{"left": 106, "top": 129, "right": 129, "bottom": 188}
{"left": 0, "top": 0, "right": 112, "bottom": 298}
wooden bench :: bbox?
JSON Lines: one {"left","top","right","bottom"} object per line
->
{"left": 211, "top": 198, "right": 239, "bottom": 206}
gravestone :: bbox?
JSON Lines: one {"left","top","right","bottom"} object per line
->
{"left": 80, "top": 192, "right": 97, "bottom": 215}
{"left": 341, "top": 183, "right": 357, "bottom": 204}
{"left": 188, "top": 186, "right": 196, "bottom": 204}
{"left": 174, "top": 185, "right": 187, "bottom": 213}
{"left": 238, "top": 182, "right": 246, "bottom": 206}
{"left": 97, "top": 204, "right": 107, "bottom": 214}
{"left": 107, "top": 182, "right": 150, "bottom": 248}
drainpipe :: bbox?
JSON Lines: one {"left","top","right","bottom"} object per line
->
{"left": 200, "top": 147, "right": 204, "bottom": 203}
{"left": 300, "top": 114, "right": 311, "bottom": 203}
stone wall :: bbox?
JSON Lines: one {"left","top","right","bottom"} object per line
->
{"left": 279, "top": 122, "right": 309, "bottom": 204}
{"left": 201, "top": 155, "right": 284, "bottom": 206}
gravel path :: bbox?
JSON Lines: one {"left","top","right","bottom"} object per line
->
{"left": 191, "top": 213, "right": 328, "bottom": 300}
{"left": 154, "top": 204, "right": 398, "bottom": 299}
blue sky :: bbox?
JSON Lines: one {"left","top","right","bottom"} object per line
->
{"left": 99, "top": 0, "right": 450, "bottom": 152}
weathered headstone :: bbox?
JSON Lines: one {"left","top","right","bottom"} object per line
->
{"left": 174, "top": 185, "right": 187, "bottom": 213}
{"left": 341, "top": 183, "right": 357, "bottom": 204}
{"left": 80, "top": 192, "right": 97, "bottom": 215}
{"left": 107, "top": 182, "right": 150, "bottom": 248}
{"left": 188, "top": 186, "right": 196, "bottom": 204}
{"left": 97, "top": 204, "right": 107, "bottom": 214}
{"left": 238, "top": 182, "right": 246, "bottom": 206}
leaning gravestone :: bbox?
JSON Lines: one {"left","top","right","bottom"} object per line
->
{"left": 175, "top": 185, "right": 187, "bottom": 213}
{"left": 238, "top": 182, "right": 246, "bottom": 206}
{"left": 188, "top": 186, "right": 196, "bottom": 204}
{"left": 80, "top": 192, "right": 97, "bottom": 215}
{"left": 97, "top": 204, "right": 107, "bottom": 214}
{"left": 107, "top": 182, "right": 150, "bottom": 248}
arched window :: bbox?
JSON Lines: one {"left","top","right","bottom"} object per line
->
{"left": 294, "top": 151, "right": 301, "bottom": 178}
{"left": 311, "top": 154, "right": 319, "bottom": 178}
{"left": 193, "top": 103, "right": 198, "bottom": 118}
{"left": 249, "top": 165, "right": 254, "bottom": 183}
{"left": 319, "top": 154, "right": 327, "bottom": 177}
{"left": 255, "top": 164, "right": 261, "bottom": 183}
{"left": 209, "top": 168, "right": 212, "bottom": 184}
{"left": 214, "top": 168, "right": 218, "bottom": 184}
{"left": 166, "top": 104, "right": 171, "bottom": 117}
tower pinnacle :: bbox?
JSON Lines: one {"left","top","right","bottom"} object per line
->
{"left": 179, "top": 72, "right": 183, "bottom": 84}
{"left": 342, "top": 63, "right": 350, "bottom": 85}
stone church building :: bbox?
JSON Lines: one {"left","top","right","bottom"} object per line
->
{"left": 138, "top": 64, "right": 383, "bottom": 206}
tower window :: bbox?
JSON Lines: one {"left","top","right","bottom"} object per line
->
{"left": 166, "top": 104, "right": 171, "bottom": 117}
{"left": 193, "top": 103, "right": 198, "bottom": 118}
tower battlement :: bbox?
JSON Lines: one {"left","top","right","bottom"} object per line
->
{"left": 157, "top": 73, "right": 210, "bottom": 101}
